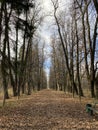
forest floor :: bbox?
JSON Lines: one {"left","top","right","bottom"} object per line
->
{"left": 0, "top": 89, "right": 98, "bottom": 130}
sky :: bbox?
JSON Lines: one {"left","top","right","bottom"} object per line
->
{"left": 39, "top": 0, "right": 70, "bottom": 77}
{"left": 39, "top": 0, "right": 53, "bottom": 77}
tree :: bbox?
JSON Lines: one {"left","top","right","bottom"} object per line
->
{"left": 75, "top": 0, "right": 98, "bottom": 97}
{"left": 51, "top": 0, "right": 78, "bottom": 95}
{"left": 0, "top": 0, "right": 46, "bottom": 105}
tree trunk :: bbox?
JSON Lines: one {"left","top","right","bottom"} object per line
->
{"left": 93, "top": 0, "right": 98, "bottom": 14}
{"left": 95, "top": 73, "right": 98, "bottom": 99}
{"left": 0, "top": 2, "right": 4, "bottom": 46}
{"left": 54, "top": 12, "right": 78, "bottom": 95}
{"left": 74, "top": 9, "right": 84, "bottom": 97}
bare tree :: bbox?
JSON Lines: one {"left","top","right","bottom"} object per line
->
{"left": 51, "top": 0, "right": 78, "bottom": 95}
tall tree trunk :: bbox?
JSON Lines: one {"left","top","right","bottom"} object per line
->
{"left": 95, "top": 73, "right": 98, "bottom": 99}
{"left": 92, "top": 16, "right": 98, "bottom": 98}
{"left": 1, "top": 3, "right": 10, "bottom": 104}
{"left": 0, "top": 2, "right": 4, "bottom": 46}
{"left": 54, "top": 11, "right": 78, "bottom": 95}
{"left": 15, "top": 14, "right": 19, "bottom": 96}
{"left": 74, "top": 10, "right": 84, "bottom": 97}
{"left": 18, "top": 10, "right": 28, "bottom": 96}
{"left": 93, "top": 0, "right": 98, "bottom": 14}
{"left": 5, "top": 4, "right": 17, "bottom": 97}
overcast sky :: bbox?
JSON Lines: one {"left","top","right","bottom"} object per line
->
{"left": 39, "top": 0, "right": 53, "bottom": 77}
{"left": 38, "top": 0, "right": 70, "bottom": 77}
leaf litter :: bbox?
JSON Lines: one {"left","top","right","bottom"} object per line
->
{"left": 0, "top": 89, "right": 98, "bottom": 130}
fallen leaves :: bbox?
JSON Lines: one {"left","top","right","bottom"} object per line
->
{"left": 0, "top": 89, "right": 98, "bottom": 130}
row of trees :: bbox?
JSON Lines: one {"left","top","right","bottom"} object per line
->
{"left": 49, "top": 0, "right": 98, "bottom": 98}
{"left": 0, "top": 0, "right": 47, "bottom": 105}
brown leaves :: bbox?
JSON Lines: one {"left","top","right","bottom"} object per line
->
{"left": 0, "top": 89, "right": 98, "bottom": 130}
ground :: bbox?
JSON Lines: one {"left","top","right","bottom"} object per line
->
{"left": 0, "top": 89, "right": 98, "bottom": 130}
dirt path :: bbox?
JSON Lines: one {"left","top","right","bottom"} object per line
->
{"left": 0, "top": 89, "right": 98, "bottom": 130}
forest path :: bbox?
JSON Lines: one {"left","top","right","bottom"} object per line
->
{"left": 0, "top": 89, "right": 98, "bottom": 130}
